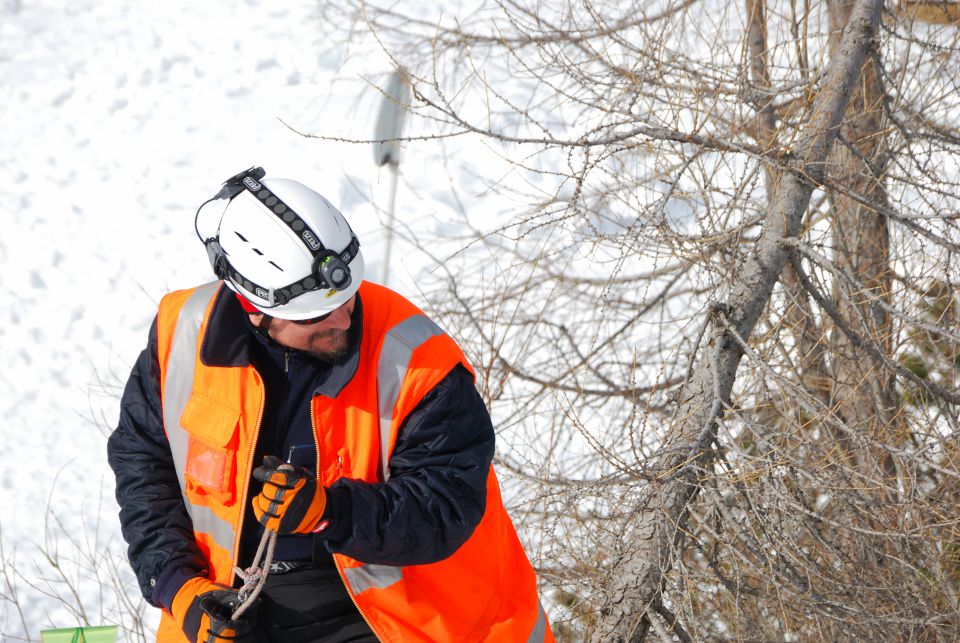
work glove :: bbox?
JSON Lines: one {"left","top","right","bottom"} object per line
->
{"left": 171, "top": 577, "right": 259, "bottom": 643}
{"left": 252, "top": 454, "right": 327, "bottom": 534}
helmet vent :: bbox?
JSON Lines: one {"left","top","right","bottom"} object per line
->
{"left": 269, "top": 260, "right": 283, "bottom": 271}
{"left": 252, "top": 248, "right": 263, "bottom": 256}
{"left": 234, "top": 231, "right": 249, "bottom": 242}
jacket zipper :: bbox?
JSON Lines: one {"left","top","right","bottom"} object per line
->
{"left": 311, "top": 399, "right": 383, "bottom": 641}
{"left": 230, "top": 369, "right": 267, "bottom": 586}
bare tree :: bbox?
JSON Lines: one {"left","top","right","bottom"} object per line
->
{"left": 0, "top": 473, "right": 151, "bottom": 642}
{"left": 312, "top": 0, "right": 960, "bottom": 639}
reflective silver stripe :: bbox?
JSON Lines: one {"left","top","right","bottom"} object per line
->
{"left": 341, "top": 316, "right": 443, "bottom": 600}
{"left": 376, "top": 314, "right": 444, "bottom": 481}
{"left": 344, "top": 563, "right": 404, "bottom": 595}
{"left": 162, "top": 282, "right": 236, "bottom": 554}
{"left": 527, "top": 601, "right": 549, "bottom": 642}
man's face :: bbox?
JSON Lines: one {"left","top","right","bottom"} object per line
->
{"left": 248, "top": 295, "right": 356, "bottom": 362}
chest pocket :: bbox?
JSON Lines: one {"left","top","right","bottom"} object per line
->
{"left": 180, "top": 393, "right": 240, "bottom": 504}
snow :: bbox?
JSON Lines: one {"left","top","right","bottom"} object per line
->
{"left": 0, "top": 0, "right": 467, "bottom": 638}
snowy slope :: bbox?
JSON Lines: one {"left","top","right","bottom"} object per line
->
{"left": 0, "top": 1, "right": 463, "bottom": 638}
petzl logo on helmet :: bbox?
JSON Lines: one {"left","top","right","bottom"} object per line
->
{"left": 243, "top": 176, "right": 262, "bottom": 191}
{"left": 301, "top": 230, "right": 322, "bottom": 251}
{"left": 255, "top": 287, "right": 269, "bottom": 299}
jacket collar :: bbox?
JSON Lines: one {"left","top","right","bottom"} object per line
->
{"left": 199, "top": 283, "right": 362, "bottom": 398}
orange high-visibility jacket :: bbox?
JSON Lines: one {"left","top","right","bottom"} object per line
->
{"left": 152, "top": 281, "right": 553, "bottom": 642}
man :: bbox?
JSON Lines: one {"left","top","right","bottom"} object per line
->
{"left": 108, "top": 167, "right": 553, "bottom": 642}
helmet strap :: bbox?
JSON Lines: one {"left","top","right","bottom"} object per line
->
{"left": 255, "top": 313, "right": 274, "bottom": 341}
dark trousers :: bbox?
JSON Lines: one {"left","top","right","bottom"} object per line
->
{"left": 254, "top": 566, "right": 378, "bottom": 643}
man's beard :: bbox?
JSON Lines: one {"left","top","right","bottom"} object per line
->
{"left": 306, "top": 327, "right": 351, "bottom": 362}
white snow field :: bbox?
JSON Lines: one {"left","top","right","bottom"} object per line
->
{"left": 0, "top": 0, "right": 490, "bottom": 638}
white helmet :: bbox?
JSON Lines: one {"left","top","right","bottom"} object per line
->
{"left": 195, "top": 167, "right": 364, "bottom": 320}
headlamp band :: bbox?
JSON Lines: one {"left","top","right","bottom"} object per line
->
{"left": 219, "top": 235, "right": 360, "bottom": 308}
{"left": 236, "top": 173, "right": 328, "bottom": 258}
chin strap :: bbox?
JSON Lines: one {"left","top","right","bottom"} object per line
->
{"left": 255, "top": 314, "right": 274, "bottom": 341}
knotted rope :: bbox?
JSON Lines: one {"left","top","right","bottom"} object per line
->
{"left": 231, "top": 526, "right": 277, "bottom": 620}
{"left": 230, "top": 461, "right": 297, "bottom": 621}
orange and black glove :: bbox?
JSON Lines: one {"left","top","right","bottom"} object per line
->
{"left": 171, "top": 577, "right": 259, "bottom": 643}
{"left": 252, "top": 455, "right": 327, "bottom": 534}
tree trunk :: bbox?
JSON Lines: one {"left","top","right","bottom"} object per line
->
{"left": 747, "top": 0, "right": 833, "bottom": 405}
{"left": 827, "top": 0, "right": 897, "bottom": 467}
{"left": 591, "top": 0, "right": 885, "bottom": 639}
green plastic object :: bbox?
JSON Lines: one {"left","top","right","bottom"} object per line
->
{"left": 40, "top": 625, "right": 119, "bottom": 643}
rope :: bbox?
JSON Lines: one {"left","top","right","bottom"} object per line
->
{"left": 231, "top": 527, "right": 277, "bottom": 621}
{"left": 230, "top": 461, "right": 294, "bottom": 621}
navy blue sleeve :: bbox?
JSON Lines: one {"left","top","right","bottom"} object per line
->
{"left": 107, "top": 317, "right": 207, "bottom": 608}
{"left": 320, "top": 364, "right": 495, "bottom": 565}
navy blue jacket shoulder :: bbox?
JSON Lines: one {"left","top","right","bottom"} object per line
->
{"left": 107, "top": 286, "right": 495, "bottom": 607}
